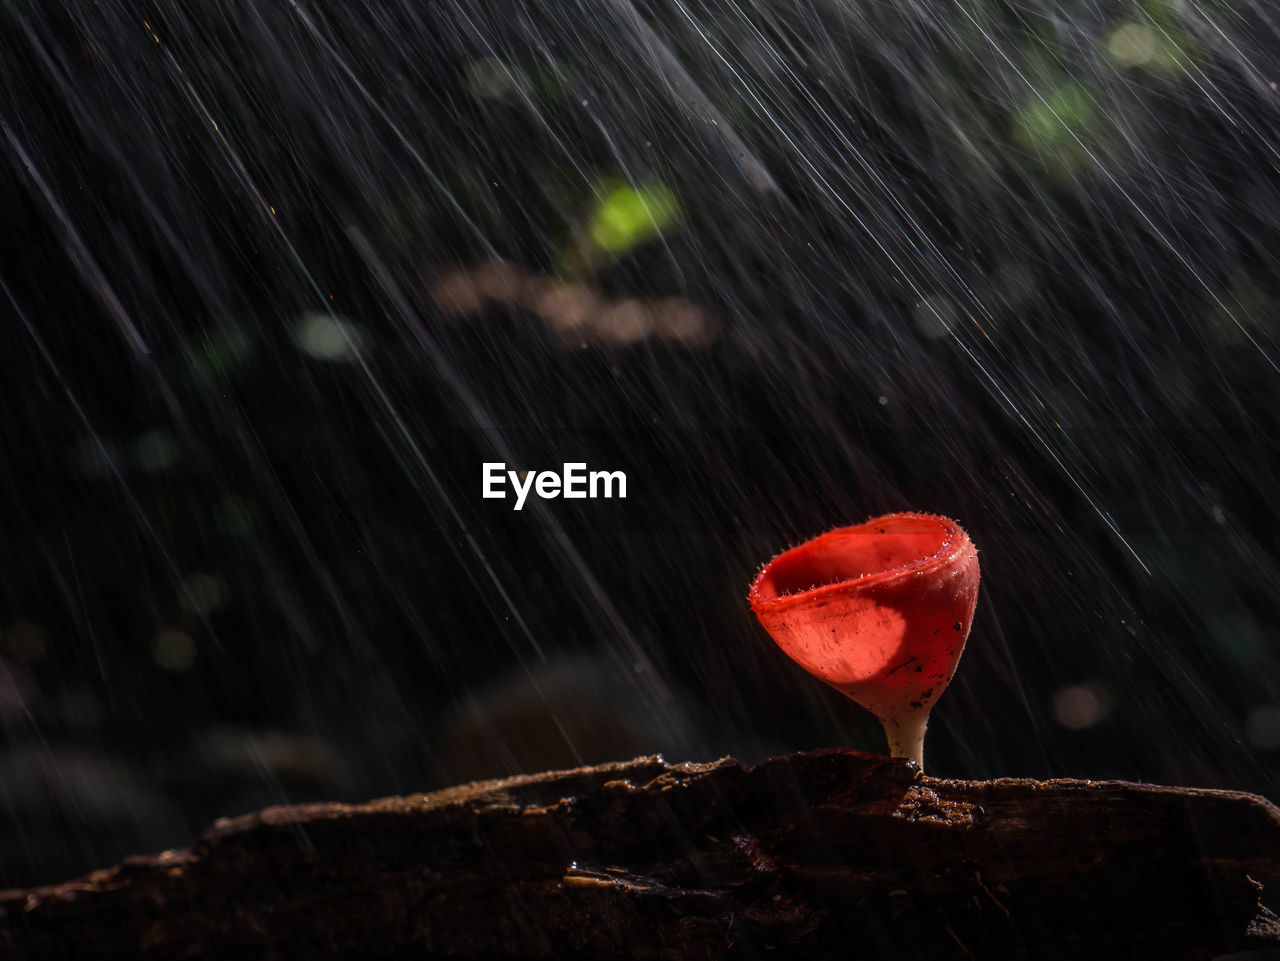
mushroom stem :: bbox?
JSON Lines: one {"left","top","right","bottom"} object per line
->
{"left": 881, "top": 708, "right": 930, "bottom": 771}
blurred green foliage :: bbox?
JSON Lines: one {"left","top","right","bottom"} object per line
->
{"left": 588, "top": 180, "right": 681, "bottom": 255}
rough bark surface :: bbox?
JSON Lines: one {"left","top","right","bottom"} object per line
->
{"left": 3, "top": 749, "right": 1279, "bottom": 960}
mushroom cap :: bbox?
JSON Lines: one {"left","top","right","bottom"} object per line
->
{"left": 749, "top": 512, "right": 979, "bottom": 722}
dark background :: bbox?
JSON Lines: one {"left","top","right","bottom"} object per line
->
{"left": 2, "top": 0, "right": 1280, "bottom": 888}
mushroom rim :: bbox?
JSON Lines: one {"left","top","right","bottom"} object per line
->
{"left": 748, "top": 512, "right": 974, "bottom": 609}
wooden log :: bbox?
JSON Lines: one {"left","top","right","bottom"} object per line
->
{"left": 3, "top": 749, "right": 1279, "bottom": 959}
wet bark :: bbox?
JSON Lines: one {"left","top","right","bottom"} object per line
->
{"left": 3, "top": 749, "right": 1279, "bottom": 960}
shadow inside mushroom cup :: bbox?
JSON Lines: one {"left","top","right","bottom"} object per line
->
{"left": 749, "top": 513, "right": 980, "bottom": 770}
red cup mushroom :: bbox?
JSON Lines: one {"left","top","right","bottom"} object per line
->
{"left": 749, "top": 512, "right": 979, "bottom": 771}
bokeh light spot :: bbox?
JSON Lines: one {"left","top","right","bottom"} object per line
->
{"left": 1014, "top": 82, "right": 1094, "bottom": 150}
{"left": 650, "top": 298, "right": 717, "bottom": 348}
{"left": 525, "top": 278, "right": 600, "bottom": 334}
{"left": 294, "top": 313, "right": 365, "bottom": 362}
{"left": 1053, "top": 681, "right": 1113, "bottom": 730}
{"left": 1108, "top": 23, "right": 1159, "bottom": 67}
{"left": 913, "top": 296, "right": 958, "bottom": 339}
{"left": 152, "top": 629, "right": 197, "bottom": 672}
{"left": 596, "top": 299, "right": 652, "bottom": 347}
